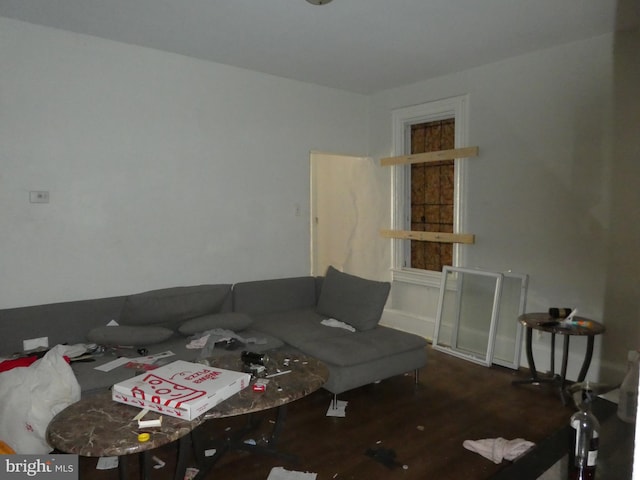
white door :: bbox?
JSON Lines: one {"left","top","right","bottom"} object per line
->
{"left": 310, "top": 152, "right": 373, "bottom": 277}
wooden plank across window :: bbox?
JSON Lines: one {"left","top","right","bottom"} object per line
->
{"left": 380, "top": 146, "right": 479, "bottom": 166}
{"left": 380, "top": 229, "right": 475, "bottom": 244}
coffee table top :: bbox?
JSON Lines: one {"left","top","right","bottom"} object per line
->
{"left": 46, "top": 390, "right": 203, "bottom": 457}
{"left": 201, "top": 351, "right": 329, "bottom": 419}
{"left": 47, "top": 351, "right": 328, "bottom": 457}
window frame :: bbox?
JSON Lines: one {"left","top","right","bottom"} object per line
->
{"left": 390, "top": 95, "right": 470, "bottom": 287}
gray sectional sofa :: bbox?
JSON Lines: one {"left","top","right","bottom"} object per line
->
{"left": 0, "top": 267, "right": 427, "bottom": 398}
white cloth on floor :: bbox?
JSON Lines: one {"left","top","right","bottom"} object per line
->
{"left": 321, "top": 318, "right": 356, "bottom": 332}
{"left": 267, "top": 467, "right": 317, "bottom": 480}
{"left": 462, "top": 437, "right": 535, "bottom": 464}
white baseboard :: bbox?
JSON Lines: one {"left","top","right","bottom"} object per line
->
{"left": 379, "top": 308, "right": 434, "bottom": 340}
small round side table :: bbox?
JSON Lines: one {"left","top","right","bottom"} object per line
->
{"left": 512, "top": 312, "right": 605, "bottom": 404}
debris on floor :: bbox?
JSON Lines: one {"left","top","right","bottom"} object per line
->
{"left": 365, "top": 447, "right": 403, "bottom": 469}
{"left": 183, "top": 467, "right": 199, "bottom": 480}
{"left": 326, "top": 400, "right": 348, "bottom": 417}
{"left": 266, "top": 466, "right": 317, "bottom": 479}
{"left": 95, "top": 456, "right": 118, "bottom": 470}
{"left": 152, "top": 455, "right": 165, "bottom": 469}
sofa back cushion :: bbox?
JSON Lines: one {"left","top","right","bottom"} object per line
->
{"left": 119, "top": 284, "right": 232, "bottom": 327}
{"left": 233, "top": 277, "right": 317, "bottom": 314}
{"left": 0, "top": 296, "right": 126, "bottom": 355}
{"left": 87, "top": 325, "right": 175, "bottom": 346}
{"left": 178, "top": 312, "right": 254, "bottom": 335}
{"left": 316, "top": 266, "right": 390, "bottom": 331}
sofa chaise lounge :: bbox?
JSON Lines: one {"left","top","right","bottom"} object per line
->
{"left": 0, "top": 267, "right": 427, "bottom": 399}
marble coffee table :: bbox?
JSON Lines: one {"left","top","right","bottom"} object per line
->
{"left": 47, "top": 350, "right": 328, "bottom": 480}
{"left": 46, "top": 390, "right": 203, "bottom": 480}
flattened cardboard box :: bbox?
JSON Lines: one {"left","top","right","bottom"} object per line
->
{"left": 112, "top": 360, "right": 250, "bottom": 420}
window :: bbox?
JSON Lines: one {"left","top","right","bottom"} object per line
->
{"left": 391, "top": 95, "right": 469, "bottom": 287}
{"left": 410, "top": 119, "right": 455, "bottom": 272}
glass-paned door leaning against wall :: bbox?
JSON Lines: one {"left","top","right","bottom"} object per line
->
{"left": 410, "top": 119, "right": 455, "bottom": 272}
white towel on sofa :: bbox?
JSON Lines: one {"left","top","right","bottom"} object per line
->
{"left": 321, "top": 318, "right": 356, "bottom": 332}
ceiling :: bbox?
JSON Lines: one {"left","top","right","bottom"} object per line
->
{"left": 1, "top": 0, "right": 637, "bottom": 94}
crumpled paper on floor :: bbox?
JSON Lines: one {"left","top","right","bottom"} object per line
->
{"left": 266, "top": 467, "right": 317, "bottom": 480}
{"left": 462, "top": 437, "right": 535, "bottom": 464}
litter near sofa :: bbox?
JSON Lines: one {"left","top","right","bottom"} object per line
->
{"left": 267, "top": 466, "right": 317, "bottom": 480}
{"left": 463, "top": 437, "right": 535, "bottom": 464}
{"left": 93, "top": 350, "right": 175, "bottom": 372}
{"left": 190, "top": 328, "right": 268, "bottom": 349}
{"left": 326, "top": 400, "right": 348, "bottom": 417}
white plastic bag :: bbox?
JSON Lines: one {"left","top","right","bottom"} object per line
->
{"left": 0, "top": 345, "right": 81, "bottom": 453}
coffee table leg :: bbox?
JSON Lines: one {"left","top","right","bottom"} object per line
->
{"left": 174, "top": 435, "right": 191, "bottom": 480}
{"left": 235, "top": 406, "right": 297, "bottom": 463}
{"left": 269, "top": 404, "right": 287, "bottom": 446}
{"left": 140, "top": 452, "right": 150, "bottom": 480}
{"left": 118, "top": 456, "right": 127, "bottom": 480}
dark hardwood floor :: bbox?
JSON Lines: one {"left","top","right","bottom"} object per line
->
{"left": 78, "top": 346, "right": 574, "bottom": 480}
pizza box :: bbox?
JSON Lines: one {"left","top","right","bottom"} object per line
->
{"left": 112, "top": 360, "right": 250, "bottom": 420}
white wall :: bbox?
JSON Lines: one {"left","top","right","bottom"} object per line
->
{"left": 0, "top": 17, "right": 369, "bottom": 308}
{"left": 369, "top": 33, "right": 637, "bottom": 382}
{"left": 2, "top": 16, "right": 636, "bottom": 383}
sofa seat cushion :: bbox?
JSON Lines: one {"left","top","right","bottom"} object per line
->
{"left": 120, "top": 284, "right": 232, "bottom": 327}
{"left": 316, "top": 266, "right": 390, "bottom": 331}
{"left": 297, "top": 326, "right": 427, "bottom": 367}
{"left": 86, "top": 326, "right": 174, "bottom": 346}
{"left": 250, "top": 308, "right": 352, "bottom": 347}
{"left": 178, "top": 313, "right": 253, "bottom": 335}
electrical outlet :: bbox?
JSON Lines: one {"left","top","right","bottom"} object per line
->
{"left": 23, "top": 336, "right": 49, "bottom": 351}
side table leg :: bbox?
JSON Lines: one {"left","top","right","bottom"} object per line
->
{"left": 577, "top": 336, "right": 595, "bottom": 382}
{"left": 512, "top": 327, "right": 543, "bottom": 385}
{"left": 550, "top": 333, "right": 556, "bottom": 377}
{"left": 559, "top": 335, "right": 571, "bottom": 405}
{"left": 525, "top": 327, "right": 538, "bottom": 381}
{"left": 560, "top": 336, "right": 570, "bottom": 384}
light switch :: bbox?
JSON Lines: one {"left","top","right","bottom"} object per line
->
{"left": 29, "top": 191, "right": 50, "bottom": 203}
